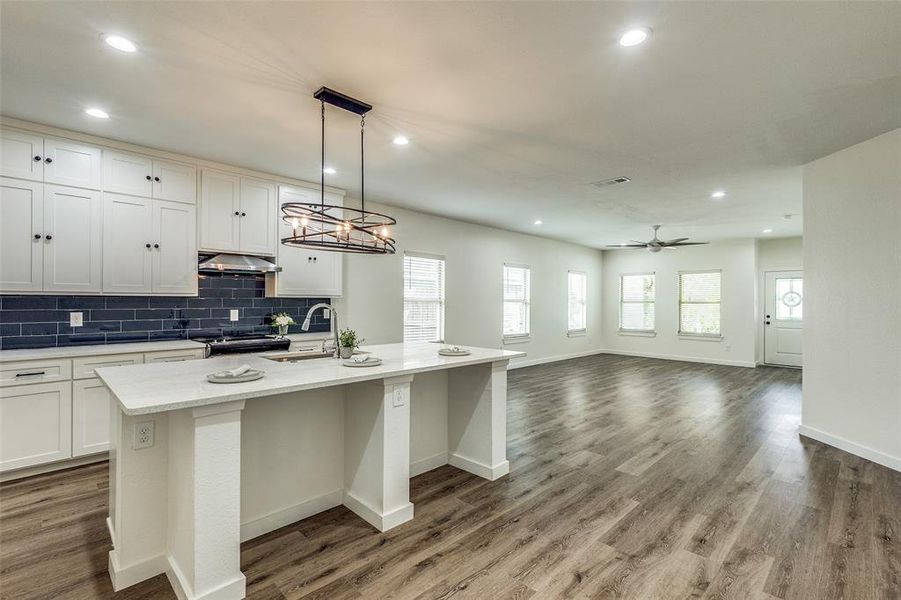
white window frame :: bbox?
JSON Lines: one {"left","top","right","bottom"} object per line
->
{"left": 678, "top": 269, "right": 723, "bottom": 339}
{"left": 503, "top": 263, "right": 531, "bottom": 343}
{"left": 619, "top": 272, "right": 656, "bottom": 336}
{"left": 567, "top": 270, "right": 587, "bottom": 336}
{"left": 403, "top": 251, "right": 446, "bottom": 343}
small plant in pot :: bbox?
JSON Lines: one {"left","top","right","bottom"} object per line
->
{"left": 338, "top": 328, "right": 363, "bottom": 359}
{"left": 270, "top": 312, "right": 295, "bottom": 337}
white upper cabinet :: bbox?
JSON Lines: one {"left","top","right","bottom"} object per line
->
{"left": 153, "top": 159, "right": 197, "bottom": 203}
{"left": 103, "top": 150, "right": 153, "bottom": 197}
{"left": 42, "top": 185, "right": 102, "bottom": 293}
{"left": 0, "top": 178, "right": 43, "bottom": 292}
{"left": 0, "top": 130, "right": 101, "bottom": 189}
{"left": 103, "top": 193, "right": 154, "bottom": 294}
{"left": 103, "top": 150, "right": 195, "bottom": 203}
{"left": 199, "top": 169, "right": 240, "bottom": 252}
{"left": 199, "top": 170, "right": 277, "bottom": 255}
{"left": 152, "top": 200, "right": 197, "bottom": 295}
{"left": 238, "top": 177, "right": 277, "bottom": 255}
{"left": 42, "top": 138, "right": 102, "bottom": 189}
{"left": 1, "top": 130, "right": 44, "bottom": 181}
{"left": 266, "top": 185, "right": 343, "bottom": 298}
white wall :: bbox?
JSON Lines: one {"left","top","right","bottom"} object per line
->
{"left": 334, "top": 202, "right": 605, "bottom": 367}
{"left": 600, "top": 240, "right": 758, "bottom": 367}
{"left": 755, "top": 237, "right": 803, "bottom": 363}
{"left": 801, "top": 128, "right": 901, "bottom": 471}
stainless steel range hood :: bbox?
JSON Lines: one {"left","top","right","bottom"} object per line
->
{"left": 198, "top": 253, "right": 282, "bottom": 273}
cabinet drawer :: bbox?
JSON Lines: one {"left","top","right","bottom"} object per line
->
{"left": 0, "top": 359, "right": 71, "bottom": 387}
{"left": 144, "top": 348, "right": 205, "bottom": 363}
{"left": 72, "top": 353, "right": 144, "bottom": 379}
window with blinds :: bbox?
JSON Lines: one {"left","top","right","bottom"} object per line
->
{"left": 620, "top": 273, "right": 655, "bottom": 332}
{"left": 403, "top": 253, "right": 445, "bottom": 343}
{"left": 567, "top": 271, "right": 587, "bottom": 334}
{"left": 679, "top": 270, "right": 722, "bottom": 336}
{"left": 503, "top": 264, "right": 530, "bottom": 339}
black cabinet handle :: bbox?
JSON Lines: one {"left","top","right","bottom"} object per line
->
{"left": 33, "top": 155, "right": 42, "bottom": 162}
{"left": 34, "top": 234, "right": 41, "bottom": 240}
{"left": 16, "top": 371, "right": 46, "bottom": 378}
{"left": 765, "top": 321, "right": 771, "bottom": 325}
{"left": 154, "top": 176, "right": 160, "bottom": 182}
{"left": 234, "top": 211, "right": 240, "bottom": 216}
{"left": 312, "top": 256, "right": 317, "bottom": 262}
{"left": 153, "top": 243, "right": 160, "bottom": 249}
{"left": 45, "top": 234, "right": 52, "bottom": 240}
{"left": 146, "top": 175, "right": 152, "bottom": 181}
{"left": 146, "top": 243, "right": 152, "bottom": 248}
{"left": 240, "top": 212, "right": 246, "bottom": 217}
{"left": 44, "top": 157, "right": 53, "bottom": 163}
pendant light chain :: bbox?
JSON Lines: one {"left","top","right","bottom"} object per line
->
{"left": 360, "top": 114, "right": 365, "bottom": 215}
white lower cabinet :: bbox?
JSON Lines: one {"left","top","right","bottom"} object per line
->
{"left": 72, "top": 378, "right": 112, "bottom": 457}
{"left": 0, "top": 381, "right": 72, "bottom": 471}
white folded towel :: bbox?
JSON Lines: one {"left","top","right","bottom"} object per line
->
{"left": 222, "top": 364, "right": 252, "bottom": 377}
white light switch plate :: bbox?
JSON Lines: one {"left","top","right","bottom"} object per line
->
{"left": 229, "top": 309, "right": 240, "bottom": 322}
{"left": 69, "top": 312, "right": 83, "bottom": 327}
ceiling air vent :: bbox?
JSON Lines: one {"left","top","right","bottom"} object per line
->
{"left": 591, "top": 176, "right": 631, "bottom": 188}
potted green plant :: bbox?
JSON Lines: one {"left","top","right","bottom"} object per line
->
{"left": 270, "top": 312, "right": 295, "bottom": 337}
{"left": 338, "top": 327, "right": 362, "bottom": 359}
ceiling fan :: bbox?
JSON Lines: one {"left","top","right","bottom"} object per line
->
{"left": 608, "top": 225, "right": 708, "bottom": 253}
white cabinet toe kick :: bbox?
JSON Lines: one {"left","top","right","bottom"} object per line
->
{"left": 100, "top": 342, "right": 520, "bottom": 600}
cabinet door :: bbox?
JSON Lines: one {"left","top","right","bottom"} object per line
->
{"left": 0, "top": 129, "right": 43, "bottom": 181}
{"left": 43, "top": 138, "right": 102, "bottom": 189}
{"left": 0, "top": 178, "right": 43, "bottom": 292}
{"left": 199, "top": 169, "right": 240, "bottom": 252}
{"left": 152, "top": 159, "right": 196, "bottom": 204}
{"left": 0, "top": 381, "right": 72, "bottom": 472}
{"left": 42, "top": 185, "right": 103, "bottom": 293}
{"left": 103, "top": 193, "right": 153, "bottom": 294}
{"left": 72, "top": 378, "right": 111, "bottom": 457}
{"left": 102, "top": 150, "right": 153, "bottom": 197}
{"left": 239, "top": 177, "right": 277, "bottom": 255}
{"left": 152, "top": 200, "right": 197, "bottom": 295}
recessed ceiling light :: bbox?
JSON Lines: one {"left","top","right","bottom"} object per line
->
{"left": 323, "top": 167, "right": 336, "bottom": 174}
{"left": 711, "top": 190, "right": 727, "bottom": 199}
{"left": 104, "top": 34, "right": 137, "bottom": 53}
{"left": 762, "top": 228, "right": 773, "bottom": 233}
{"left": 619, "top": 27, "right": 651, "bottom": 47}
{"left": 533, "top": 220, "right": 543, "bottom": 226}
{"left": 85, "top": 108, "right": 109, "bottom": 119}
{"left": 392, "top": 136, "right": 409, "bottom": 146}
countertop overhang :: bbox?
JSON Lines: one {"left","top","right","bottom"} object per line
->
{"left": 96, "top": 342, "right": 525, "bottom": 416}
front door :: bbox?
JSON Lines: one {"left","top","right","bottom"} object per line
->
{"left": 764, "top": 270, "right": 803, "bottom": 367}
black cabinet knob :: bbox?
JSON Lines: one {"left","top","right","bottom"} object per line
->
{"left": 234, "top": 211, "right": 240, "bottom": 216}
{"left": 146, "top": 175, "right": 152, "bottom": 181}
{"left": 44, "top": 157, "right": 53, "bottom": 164}
{"left": 146, "top": 243, "right": 152, "bottom": 248}
{"left": 45, "top": 234, "right": 52, "bottom": 240}
{"left": 240, "top": 212, "right": 246, "bottom": 217}
{"left": 313, "top": 256, "right": 317, "bottom": 262}
{"left": 153, "top": 243, "right": 160, "bottom": 249}
{"left": 34, "top": 234, "right": 41, "bottom": 239}
{"left": 765, "top": 321, "right": 771, "bottom": 325}
{"left": 154, "top": 176, "right": 160, "bottom": 182}
{"left": 33, "top": 155, "right": 41, "bottom": 162}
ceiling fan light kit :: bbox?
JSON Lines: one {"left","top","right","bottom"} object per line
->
{"left": 607, "top": 225, "right": 708, "bottom": 252}
{"left": 280, "top": 86, "right": 397, "bottom": 255}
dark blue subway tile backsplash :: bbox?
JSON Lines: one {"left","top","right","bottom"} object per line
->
{"left": 0, "top": 273, "right": 330, "bottom": 350}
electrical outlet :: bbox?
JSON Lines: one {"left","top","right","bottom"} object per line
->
{"left": 393, "top": 388, "right": 405, "bottom": 407}
{"left": 70, "top": 312, "right": 83, "bottom": 327}
{"left": 133, "top": 421, "right": 154, "bottom": 450}
{"left": 229, "top": 309, "right": 239, "bottom": 322}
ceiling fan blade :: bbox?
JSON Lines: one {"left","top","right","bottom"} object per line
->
{"left": 606, "top": 244, "right": 648, "bottom": 248}
{"left": 663, "top": 241, "right": 709, "bottom": 247}
{"left": 663, "top": 237, "right": 689, "bottom": 244}
{"left": 629, "top": 240, "right": 649, "bottom": 245}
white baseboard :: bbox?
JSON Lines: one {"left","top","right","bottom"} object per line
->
{"left": 1, "top": 453, "right": 107, "bottom": 482}
{"left": 448, "top": 453, "right": 510, "bottom": 480}
{"left": 799, "top": 424, "right": 901, "bottom": 472}
{"left": 410, "top": 452, "right": 448, "bottom": 477}
{"left": 108, "top": 550, "right": 167, "bottom": 592}
{"left": 240, "top": 489, "right": 343, "bottom": 542}
{"left": 599, "top": 348, "right": 756, "bottom": 368}
{"left": 509, "top": 348, "right": 605, "bottom": 369}
{"left": 343, "top": 491, "right": 414, "bottom": 532}
{"left": 166, "top": 554, "right": 246, "bottom": 600}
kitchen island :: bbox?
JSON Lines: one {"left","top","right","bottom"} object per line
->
{"left": 96, "top": 341, "right": 523, "bottom": 600}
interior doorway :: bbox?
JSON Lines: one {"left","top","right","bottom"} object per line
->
{"left": 764, "top": 270, "right": 803, "bottom": 367}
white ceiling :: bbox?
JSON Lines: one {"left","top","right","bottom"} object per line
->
{"left": 2, "top": 2, "right": 899, "bottom": 247}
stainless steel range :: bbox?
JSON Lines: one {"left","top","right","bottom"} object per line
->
{"left": 193, "top": 334, "right": 291, "bottom": 357}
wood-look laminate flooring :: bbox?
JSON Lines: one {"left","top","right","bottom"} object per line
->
{"left": 1, "top": 354, "right": 899, "bottom": 599}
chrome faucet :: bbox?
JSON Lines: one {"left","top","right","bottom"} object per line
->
{"left": 301, "top": 303, "right": 339, "bottom": 358}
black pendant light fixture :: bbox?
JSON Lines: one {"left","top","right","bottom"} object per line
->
{"left": 280, "top": 87, "right": 396, "bottom": 255}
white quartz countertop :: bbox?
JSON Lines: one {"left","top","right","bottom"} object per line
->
{"left": 0, "top": 333, "right": 330, "bottom": 362}
{"left": 96, "top": 342, "right": 524, "bottom": 416}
